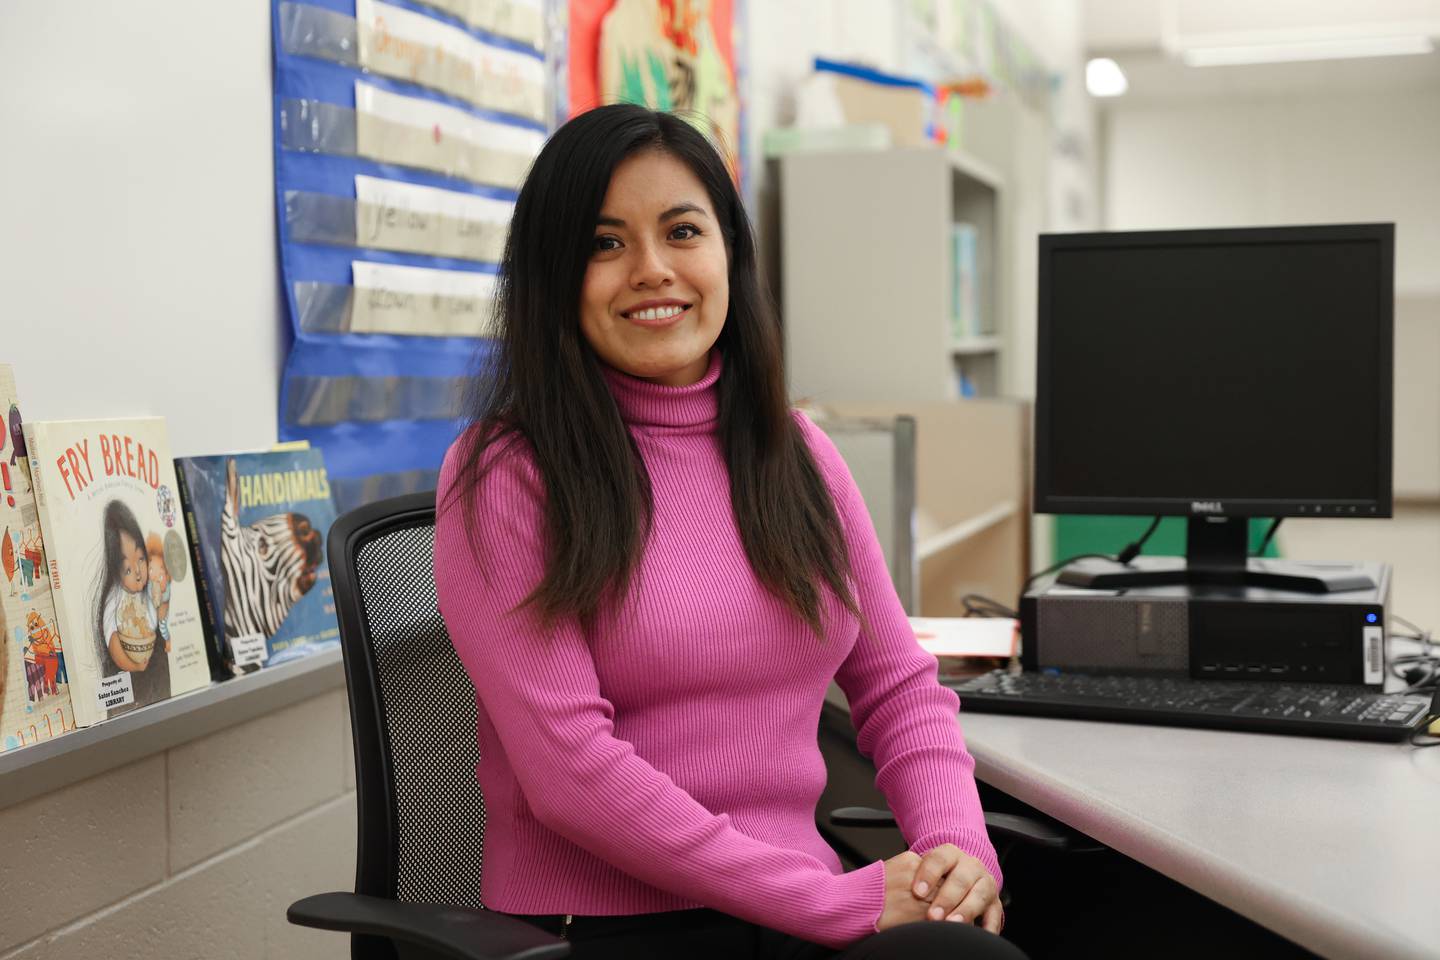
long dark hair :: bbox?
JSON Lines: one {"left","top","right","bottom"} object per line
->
{"left": 94, "top": 499, "right": 145, "bottom": 666}
{"left": 444, "top": 104, "right": 856, "bottom": 633}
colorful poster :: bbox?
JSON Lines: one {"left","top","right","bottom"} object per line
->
{"left": 569, "top": 0, "right": 741, "bottom": 183}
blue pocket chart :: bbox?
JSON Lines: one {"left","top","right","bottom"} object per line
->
{"left": 271, "top": 0, "right": 557, "bottom": 511}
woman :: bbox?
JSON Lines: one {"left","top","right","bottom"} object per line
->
{"left": 434, "top": 104, "right": 1021, "bottom": 959}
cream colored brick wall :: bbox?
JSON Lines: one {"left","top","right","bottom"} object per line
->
{"left": 1, "top": 691, "right": 358, "bottom": 960}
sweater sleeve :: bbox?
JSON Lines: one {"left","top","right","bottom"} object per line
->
{"left": 433, "top": 434, "right": 886, "bottom": 949}
{"left": 795, "top": 413, "right": 1004, "bottom": 890}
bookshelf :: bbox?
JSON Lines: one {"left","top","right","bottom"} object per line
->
{"left": 778, "top": 147, "right": 1026, "bottom": 615}
{"left": 779, "top": 147, "right": 1007, "bottom": 402}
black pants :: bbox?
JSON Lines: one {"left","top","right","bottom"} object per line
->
{"left": 509, "top": 908, "right": 1029, "bottom": 959}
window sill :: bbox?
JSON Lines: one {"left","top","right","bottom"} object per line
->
{"left": 0, "top": 646, "right": 345, "bottom": 811}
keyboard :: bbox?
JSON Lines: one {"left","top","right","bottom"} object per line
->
{"left": 948, "top": 669, "right": 1436, "bottom": 742}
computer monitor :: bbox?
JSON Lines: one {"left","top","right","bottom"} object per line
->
{"left": 1034, "top": 223, "right": 1394, "bottom": 593}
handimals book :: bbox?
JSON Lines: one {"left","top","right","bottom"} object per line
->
{"left": 24, "top": 417, "right": 210, "bottom": 727}
{"left": 175, "top": 449, "right": 339, "bottom": 677}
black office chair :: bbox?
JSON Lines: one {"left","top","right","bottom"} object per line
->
{"left": 287, "top": 491, "right": 568, "bottom": 960}
{"left": 288, "top": 492, "right": 1087, "bottom": 958}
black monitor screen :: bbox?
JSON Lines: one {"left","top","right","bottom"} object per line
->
{"left": 1035, "top": 225, "right": 1392, "bottom": 517}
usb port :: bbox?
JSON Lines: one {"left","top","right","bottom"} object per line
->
{"left": 1222, "top": 664, "right": 1241, "bottom": 672}
{"left": 1246, "top": 664, "right": 1264, "bottom": 673}
{"left": 1268, "top": 665, "right": 1287, "bottom": 674}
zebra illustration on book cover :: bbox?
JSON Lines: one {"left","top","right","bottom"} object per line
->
{"left": 0, "top": 364, "right": 77, "bottom": 750}
{"left": 175, "top": 449, "right": 339, "bottom": 678}
{"left": 23, "top": 416, "right": 210, "bottom": 727}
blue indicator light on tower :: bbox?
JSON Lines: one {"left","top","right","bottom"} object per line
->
{"left": 1366, "top": 613, "right": 1378, "bottom": 624}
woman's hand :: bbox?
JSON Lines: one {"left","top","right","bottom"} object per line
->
{"left": 876, "top": 851, "right": 931, "bottom": 930}
{"left": 910, "top": 843, "right": 1003, "bottom": 932}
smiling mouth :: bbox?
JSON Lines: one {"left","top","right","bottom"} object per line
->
{"left": 622, "top": 304, "right": 692, "bottom": 322}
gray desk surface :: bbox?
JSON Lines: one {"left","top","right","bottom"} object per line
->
{"left": 954, "top": 711, "right": 1440, "bottom": 960}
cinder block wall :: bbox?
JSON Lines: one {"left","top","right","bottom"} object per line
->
{"left": 1, "top": 691, "right": 357, "bottom": 959}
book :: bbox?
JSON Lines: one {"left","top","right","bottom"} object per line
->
{"left": 910, "top": 616, "right": 1017, "bottom": 657}
{"left": 175, "top": 449, "right": 339, "bottom": 677}
{"left": 909, "top": 616, "right": 1017, "bottom": 680}
{"left": 0, "top": 365, "right": 77, "bottom": 750}
{"left": 24, "top": 417, "right": 211, "bottom": 726}
{"left": 950, "top": 223, "right": 978, "bottom": 342}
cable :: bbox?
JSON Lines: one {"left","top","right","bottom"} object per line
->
{"left": 1018, "top": 516, "right": 1164, "bottom": 601}
{"left": 1385, "top": 613, "right": 1437, "bottom": 696}
{"left": 1253, "top": 518, "right": 1283, "bottom": 557}
{"left": 1391, "top": 614, "right": 1431, "bottom": 639}
{"left": 1409, "top": 712, "right": 1440, "bottom": 748}
{"left": 1381, "top": 614, "right": 1440, "bottom": 748}
{"left": 1115, "top": 516, "right": 1163, "bottom": 565}
{"left": 961, "top": 594, "right": 1019, "bottom": 620}
{"left": 1017, "top": 553, "right": 1113, "bottom": 601}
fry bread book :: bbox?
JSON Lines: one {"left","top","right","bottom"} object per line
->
{"left": 24, "top": 418, "right": 210, "bottom": 726}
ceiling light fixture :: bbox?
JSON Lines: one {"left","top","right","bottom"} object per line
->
{"left": 1182, "top": 35, "right": 1434, "bottom": 67}
{"left": 1086, "top": 57, "right": 1129, "bottom": 96}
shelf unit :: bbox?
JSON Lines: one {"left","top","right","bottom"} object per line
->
{"left": 810, "top": 399, "right": 1030, "bottom": 619}
{"left": 779, "top": 147, "right": 1007, "bottom": 402}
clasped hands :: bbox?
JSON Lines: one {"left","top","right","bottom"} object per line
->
{"left": 878, "top": 845, "right": 1003, "bottom": 934}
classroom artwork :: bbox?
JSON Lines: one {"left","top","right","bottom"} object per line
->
{"left": 274, "top": 0, "right": 552, "bottom": 510}
{"left": 23, "top": 417, "right": 210, "bottom": 727}
{"left": 0, "top": 365, "right": 76, "bottom": 752}
{"left": 351, "top": 81, "right": 545, "bottom": 188}
{"left": 355, "top": 0, "right": 546, "bottom": 121}
{"left": 353, "top": 175, "right": 515, "bottom": 262}
{"left": 569, "top": 0, "right": 741, "bottom": 182}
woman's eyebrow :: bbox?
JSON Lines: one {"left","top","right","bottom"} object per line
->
{"left": 595, "top": 202, "right": 711, "bottom": 228}
{"left": 659, "top": 202, "right": 709, "bottom": 221}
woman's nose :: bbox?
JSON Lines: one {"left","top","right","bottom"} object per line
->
{"left": 630, "top": 242, "right": 674, "bottom": 288}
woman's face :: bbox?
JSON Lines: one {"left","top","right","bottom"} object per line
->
{"left": 580, "top": 149, "right": 729, "bottom": 387}
{"left": 120, "top": 533, "right": 147, "bottom": 593}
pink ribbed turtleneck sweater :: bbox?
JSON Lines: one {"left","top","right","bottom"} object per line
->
{"left": 433, "top": 353, "right": 999, "bottom": 949}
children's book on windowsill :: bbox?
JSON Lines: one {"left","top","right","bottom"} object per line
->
{"left": 24, "top": 417, "right": 210, "bottom": 727}
{"left": 0, "top": 364, "right": 77, "bottom": 751}
{"left": 174, "top": 449, "right": 339, "bottom": 680}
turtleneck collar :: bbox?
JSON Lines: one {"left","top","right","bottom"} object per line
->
{"left": 600, "top": 351, "right": 722, "bottom": 432}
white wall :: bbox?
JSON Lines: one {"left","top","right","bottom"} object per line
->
{"left": 0, "top": 0, "right": 282, "bottom": 459}
{"left": 1104, "top": 92, "right": 1440, "bottom": 291}
{"left": 1102, "top": 89, "right": 1440, "bottom": 498}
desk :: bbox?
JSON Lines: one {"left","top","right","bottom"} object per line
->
{"left": 822, "top": 688, "right": 1440, "bottom": 960}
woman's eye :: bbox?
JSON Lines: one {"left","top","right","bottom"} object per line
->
{"left": 593, "top": 235, "right": 621, "bottom": 253}
{"left": 670, "top": 223, "right": 701, "bottom": 241}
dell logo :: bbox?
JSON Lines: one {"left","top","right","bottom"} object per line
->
{"left": 1191, "top": 501, "right": 1224, "bottom": 514}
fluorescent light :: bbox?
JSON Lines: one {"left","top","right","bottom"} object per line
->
{"left": 1182, "top": 35, "right": 1434, "bottom": 67}
{"left": 1086, "top": 58, "right": 1128, "bottom": 97}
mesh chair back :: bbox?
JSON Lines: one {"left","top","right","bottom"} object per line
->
{"left": 330, "top": 492, "right": 486, "bottom": 912}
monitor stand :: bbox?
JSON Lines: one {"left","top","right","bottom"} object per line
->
{"left": 1055, "top": 517, "right": 1377, "bottom": 593}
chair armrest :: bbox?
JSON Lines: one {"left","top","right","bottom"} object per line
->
{"left": 829, "top": 805, "right": 899, "bottom": 827}
{"left": 287, "top": 892, "right": 570, "bottom": 960}
{"left": 981, "top": 812, "right": 1075, "bottom": 851}
{"left": 827, "top": 806, "right": 1094, "bottom": 852}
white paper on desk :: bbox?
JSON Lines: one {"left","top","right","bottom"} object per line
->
{"left": 909, "top": 617, "right": 1017, "bottom": 658}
